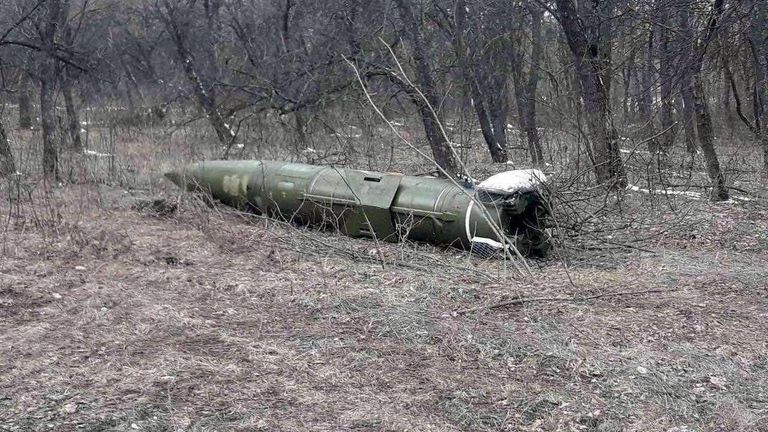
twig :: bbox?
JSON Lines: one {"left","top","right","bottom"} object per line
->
{"left": 342, "top": 54, "right": 531, "bottom": 277}
{"left": 206, "top": 203, "right": 499, "bottom": 281}
{"left": 662, "top": 183, "right": 766, "bottom": 200}
{"left": 454, "top": 288, "right": 670, "bottom": 315}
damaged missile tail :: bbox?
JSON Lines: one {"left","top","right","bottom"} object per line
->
{"left": 165, "top": 161, "right": 551, "bottom": 256}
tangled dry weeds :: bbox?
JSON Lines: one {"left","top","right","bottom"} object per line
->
{"left": 0, "top": 176, "right": 766, "bottom": 432}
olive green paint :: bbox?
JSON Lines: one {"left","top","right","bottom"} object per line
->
{"left": 165, "top": 160, "right": 549, "bottom": 255}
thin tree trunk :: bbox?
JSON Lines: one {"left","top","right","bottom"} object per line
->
{"left": 17, "top": 73, "right": 33, "bottom": 130}
{"left": 295, "top": 111, "right": 307, "bottom": 147}
{"left": 510, "top": 7, "right": 543, "bottom": 166}
{"left": 753, "top": 75, "right": 762, "bottom": 131}
{"left": 693, "top": 75, "right": 728, "bottom": 200}
{"left": 680, "top": 75, "right": 698, "bottom": 154}
{"left": 622, "top": 53, "right": 634, "bottom": 123}
{"left": 160, "top": 0, "right": 235, "bottom": 154}
{"left": 452, "top": 0, "right": 505, "bottom": 163}
{"left": 393, "top": 0, "right": 460, "bottom": 177}
{"left": 182, "top": 57, "right": 235, "bottom": 151}
{"left": 761, "top": 120, "right": 768, "bottom": 173}
{"left": 721, "top": 68, "right": 735, "bottom": 132}
{"left": 0, "top": 118, "right": 16, "bottom": 177}
{"left": 39, "top": 0, "right": 67, "bottom": 181}
{"left": 61, "top": 74, "right": 83, "bottom": 152}
{"left": 677, "top": 6, "right": 698, "bottom": 155}
{"left": 554, "top": 0, "right": 626, "bottom": 188}
{"left": 523, "top": 5, "right": 544, "bottom": 166}
{"left": 470, "top": 71, "right": 506, "bottom": 162}
{"left": 40, "top": 78, "right": 58, "bottom": 180}
{"left": 486, "top": 70, "right": 509, "bottom": 160}
{"left": 752, "top": 0, "right": 768, "bottom": 173}
{"left": 681, "top": 1, "right": 728, "bottom": 200}
{"left": 658, "top": 18, "right": 676, "bottom": 150}
{"left": 639, "top": 27, "right": 659, "bottom": 153}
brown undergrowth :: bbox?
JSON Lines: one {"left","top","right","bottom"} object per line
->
{"left": 1, "top": 121, "right": 768, "bottom": 431}
{"left": 1, "top": 178, "right": 766, "bottom": 431}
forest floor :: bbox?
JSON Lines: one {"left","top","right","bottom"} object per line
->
{"left": 1, "top": 125, "right": 768, "bottom": 431}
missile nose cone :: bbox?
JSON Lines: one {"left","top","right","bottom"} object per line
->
{"left": 164, "top": 171, "right": 184, "bottom": 188}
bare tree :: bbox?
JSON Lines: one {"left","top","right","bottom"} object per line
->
{"left": 680, "top": 1, "right": 728, "bottom": 200}
{"left": 510, "top": 4, "right": 545, "bottom": 166}
{"left": 749, "top": 0, "right": 768, "bottom": 173}
{"left": 60, "top": 25, "right": 82, "bottom": 151}
{"left": 451, "top": 0, "right": 507, "bottom": 163}
{"left": 657, "top": 9, "right": 677, "bottom": 150}
{"left": 637, "top": 23, "right": 659, "bottom": 153}
{"left": 392, "top": 0, "right": 461, "bottom": 177}
{"left": 156, "top": 0, "right": 236, "bottom": 153}
{"left": 39, "top": 0, "right": 70, "bottom": 180}
{"left": 553, "top": 0, "right": 627, "bottom": 188}
{"left": 0, "top": 118, "right": 16, "bottom": 176}
{"left": 17, "top": 70, "right": 33, "bottom": 129}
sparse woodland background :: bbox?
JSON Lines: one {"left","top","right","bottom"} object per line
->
{"left": 1, "top": 1, "right": 768, "bottom": 431}
{"left": 0, "top": 0, "right": 767, "bottom": 195}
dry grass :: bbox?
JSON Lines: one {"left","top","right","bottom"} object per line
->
{"left": 1, "top": 118, "right": 768, "bottom": 431}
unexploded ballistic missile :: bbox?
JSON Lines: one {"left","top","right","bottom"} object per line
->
{"left": 165, "top": 161, "right": 551, "bottom": 256}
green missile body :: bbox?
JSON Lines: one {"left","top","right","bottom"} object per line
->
{"left": 165, "top": 160, "right": 550, "bottom": 256}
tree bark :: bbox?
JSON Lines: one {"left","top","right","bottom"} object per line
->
{"left": 621, "top": 52, "right": 634, "bottom": 124}
{"left": 39, "top": 0, "right": 68, "bottom": 181}
{"left": 61, "top": 73, "right": 83, "bottom": 152}
{"left": 393, "top": 0, "right": 460, "bottom": 177}
{"left": 679, "top": 75, "right": 698, "bottom": 154}
{"left": 658, "top": 17, "right": 676, "bottom": 150}
{"left": 522, "top": 5, "right": 545, "bottom": 166}
{"left": 751, "top": 0, "right": 768, "bottom": 174}
{"left": 17, "top": 72, "right": 33, "bottom": 130}
{"left": 486, "top": 70, "right": 509, "bottom": 160}
{"left": 681, "top": 1, "right": 728, "bottom": 200}
{"left": 554, "top": 0, "right": 626, "bottom": 187}
{"left": 453, "top": 0, "right": 506, "bottom": 162}
{"left": 638, "top": 27, "right": 659, "bottom": 153}
{"left": 40, "top": 77, "right": 58, "bottom": 180}
{"left": 693, "top": 75, "right": 728, "bottom": 200}
{"left": 160, "top": 0, "right": 236, "bottom": 154}
{"left": 676, "top": 6, "right": 698, "bottom": 155}
{"left": 0, "top": 119, "right": 16, "bottom": 177}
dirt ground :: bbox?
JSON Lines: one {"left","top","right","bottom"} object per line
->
{"left": 1, "top": 175, "right": 767, "bottom": 432}
{"left": 1, "top": 118, "right": 768, "bottom": 431}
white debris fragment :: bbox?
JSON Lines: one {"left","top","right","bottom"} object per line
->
{"left": 470, "top": 237, "right": 504, "bottom": 249}
{"left": 636, "top": 366, "right": 649, "bottom": 374}
{"left": 620, "top": 148, "right": 650, "bottom": 154}
{"left": 83, "top": 149, "right": 113, "bottom": 158}
{"left": 627, "top": 184, "right": 702, "bottom": 199}
{"left": 301, "top": 147, "right": 316, "bottom": 154}
{"left": 478, "top": 169, "right": 547, "bottom": 193}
